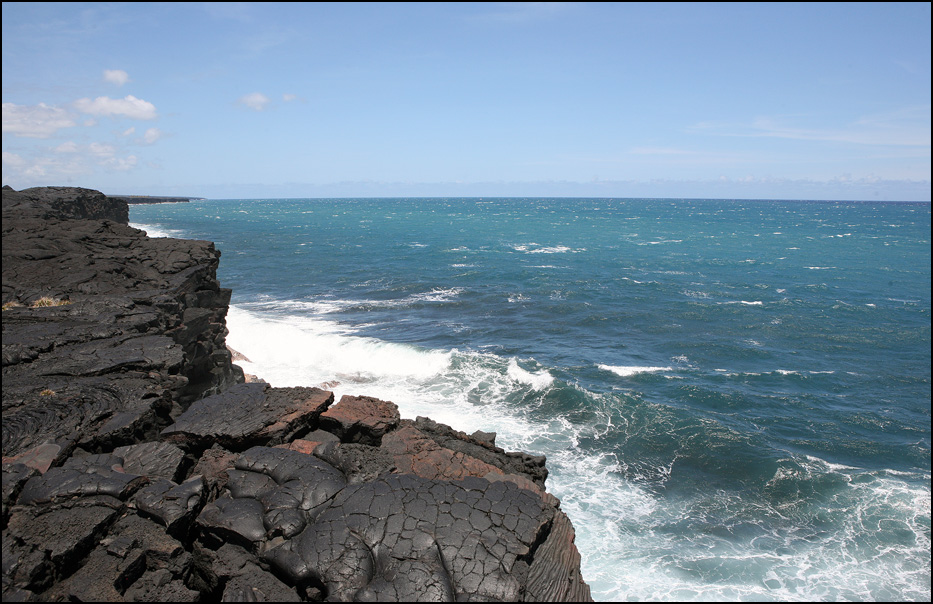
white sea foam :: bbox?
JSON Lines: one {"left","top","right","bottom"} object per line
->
{"left": 598, "top": 364, "right": 672, "bottom": 377}
{"left": 128, "top": 222, "right": 184, "bottom": 239}
{"left": 407, "top": 287, "right": 464, "bottom": 303}
{"left": 225, "top": 306, "right": 451, "bottom": 396}
{"left": 224, "top": 304, "right": 931, "bottom": 604}
{"left": 255, "top": 288, "right": 464, "bottom": 315}
{"left": 506, "top": 358, "right": 554, "bottom": 390}
{"left": 512, "top": 243, "right": 584, "bottom": 254}
{"left": 584, "top": 456, "right": 932, "bottom": 602}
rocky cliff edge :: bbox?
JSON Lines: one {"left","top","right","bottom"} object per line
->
{"left": 1, "top": 185, "right": 591, "bottom": 602}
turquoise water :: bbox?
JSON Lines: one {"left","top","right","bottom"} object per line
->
{"left": 131, "top": 198, "right": 931, "bottom": 601}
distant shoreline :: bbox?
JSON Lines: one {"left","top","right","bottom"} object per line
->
{"left": 107, "top": 195, "right": 203, "bottom": 204}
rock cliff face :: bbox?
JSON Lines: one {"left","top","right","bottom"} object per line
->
{"left": 1, "top": 186, "right": 591, "bottom": 602}
{"left": 8, "top": 185, "right": 130, "bottom": 223}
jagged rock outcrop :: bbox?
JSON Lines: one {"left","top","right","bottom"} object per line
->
{"left": 5, "top": 185, "right": 129, "bottom": 223}
{"left": 2, "top": 185, "right": 243, "bottom": 461}
{"left": 1, "top": 186, "right": 591, "bottom": 602}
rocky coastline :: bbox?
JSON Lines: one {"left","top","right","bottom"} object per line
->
{"left": 1, "top": 186, "right": 591, "bottom": 602}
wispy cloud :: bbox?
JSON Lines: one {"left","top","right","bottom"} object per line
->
{"left": 103, "top": 69, "right": 130, "bottom": 86}
{"left": 3, "top": 140, "right": 141, "bottom": 184}
{"left": 142, "top": 127, "right": 162, "bottom": 144}
{"left": 202, "top": 2, "right": 254, "bottom": 24}
{"left": 238, "top": 92, "right": 271, "bottom": 111}
{"left": 629, "top": 147, "right": 698, "bottom": 156}
{"left": 466, "top": 2, "right": 571, "bottom": 24}
{"left": 691, "top": 106, "right": 931, "bottom": 148}
{"left": 54, "top": 141, "right": 79, "bottom": 153}
{"left": 2, "top": 102, "right": 77, "bottom": 138}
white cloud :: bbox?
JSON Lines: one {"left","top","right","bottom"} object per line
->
{"left": 142, "top": 127, "right": 162, "bottom": 144}
{"left": 1, "top": 102, "right": 77, "bottom": 138}
{"left": 88, "top": 142, "right": 116, "bottom": 157}
{"left": 283, "top": 93, "right": 297, "bottom": 102}
{"left": 123, "top": 127, "right": 136, "bottom": 136}
{"left": 239, "top": 92, "right": 271, "bottom": 111}
{"left": 54, "top": 141, "right": 79, "bottom": 153}
{"left": 73, "top": 95, "right": 158, "bottom": 120}
{"left": 103, "top": 69, "right": 130, "bottom": 86}
{"left": 101, "top": 154, "right": 138, "bottom": 171}
{"left": 2, "top": 151, "right": 26, "bottom": 167}
{"left": 2, "top": 142, "right": 142, "bottom": 186}
{"left": 2, "top": 151, "right": 90, "bottom": 182}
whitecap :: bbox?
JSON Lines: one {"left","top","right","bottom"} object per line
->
{"left": 512, "top": 243, "right": 584, "bottom": 254}
{"left": 406, "top": 287, "right": 464, "bottom": 303}
{"left": 506, "top": 358, "right": 554, "bottom": 390}
{"left": 129, "top": 222, "right": 184, "bottom": 239}
{"left": 598, "top": 364, "right": 672, "bottom": 377}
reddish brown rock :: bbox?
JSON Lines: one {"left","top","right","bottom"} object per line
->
{"left": 274, "top": 438, "right": 325, "bottom": 456}
{"left": 318, "top": 394, "right": 400, "bottom": 445}
{"left": 1, "top": 442, "right": 63, "bottom": 474}
{"left": 382, "top": 423, "right": 503, "bottom": 481}
{"left": 188, "top": 445, "right": 239, "bottom": 499}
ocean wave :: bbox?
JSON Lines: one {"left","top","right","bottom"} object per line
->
{"left": 713, "top": 369, "right": 837, "bottom": 378}
{"left": 599, "top": 364, "right": 672, "bottom": 377}
{"left": 225, "top": 306, "right": 452, "bottom": 393}
{"left": 128, "top": 222, "right": 185, "bottom": 239}
{"left": 506, "top": 358, "right": 554, "bottom": 390}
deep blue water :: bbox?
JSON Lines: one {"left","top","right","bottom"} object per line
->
{"left": 131, "top": 198, "right": 931, "bottom": 601}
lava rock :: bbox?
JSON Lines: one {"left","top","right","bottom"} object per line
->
{"left": 161, "top": 383, "right": 334, "bottom": 451}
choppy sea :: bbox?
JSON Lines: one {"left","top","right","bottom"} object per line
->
{"left": 130, "top": 197, "right": 931, "bottom": 601}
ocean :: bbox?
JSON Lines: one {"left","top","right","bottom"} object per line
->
{"left": 130, "top": 197, "right": 931, "bottom": 602}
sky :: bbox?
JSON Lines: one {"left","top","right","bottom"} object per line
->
{"left": 2, "top": 2, "right": 930, "bottom": 201}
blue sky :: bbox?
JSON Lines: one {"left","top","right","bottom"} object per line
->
{"left": 2, "top": 2, "right": 930, "bottom": 200}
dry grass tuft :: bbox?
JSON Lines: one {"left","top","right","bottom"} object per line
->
{"left": 30, "top": 297, "right": 71, "bottom": 308}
